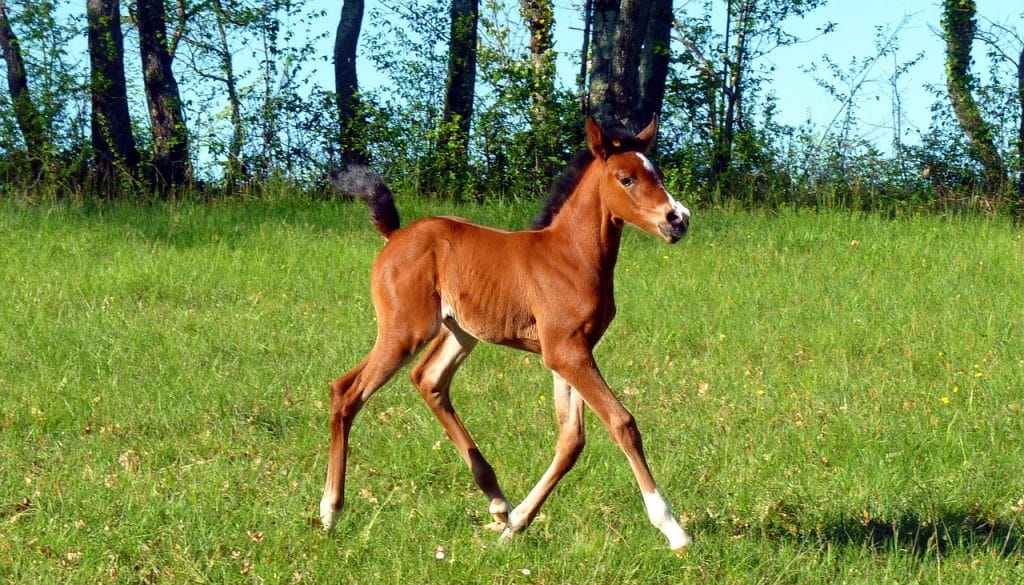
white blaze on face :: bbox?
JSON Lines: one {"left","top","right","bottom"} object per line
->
{"left": 635, "top": 152, "right": 657, "bottom": 175}
{"left": 669, "top": 195, "right": 690, "bottom": 222}
{"left": 635, "top": 152, "right": 690, "bottom": 222}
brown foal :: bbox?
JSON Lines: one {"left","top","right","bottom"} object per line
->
{"left": 321, "top": 116, "right": 692, "bottom": 553}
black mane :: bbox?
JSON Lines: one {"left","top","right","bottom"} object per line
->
{"left": 531, "top": 149, "right": 594, "bottom": 229}
{"left": 530, "top": 123, "right": 649, "bottom": 230}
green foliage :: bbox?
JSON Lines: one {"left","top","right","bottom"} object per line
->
{"left": 0, "top": 0, "right": 1020, "bottom": 210}
{"left": 355, "top": 0, "right": 580, "bottom": 201}
{"left": 356, "top": 0, "right": 450, "bottom": 194}
{"left": 473, "top": 0, "right": 579, "bottom": 198}
{"left": 663, "top": 5, "right": 1022, "bottom": 212}
{"left": 2, "top": 199, "right": 1024, "bottom": 582}
{"left": 940, "top": 0, "right": 1008, "bottom": 190}
{"left": 0, "top": 0, "right": 89, "bottom": 186}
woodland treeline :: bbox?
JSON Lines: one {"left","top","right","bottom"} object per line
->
{"left": 0, "top": 0, "right": 1021, "bottom": 211}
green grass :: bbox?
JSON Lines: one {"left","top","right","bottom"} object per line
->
{"left": 1, "top": 197, "right": 1023, "bottom": 583}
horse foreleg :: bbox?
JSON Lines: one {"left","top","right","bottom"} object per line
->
{"left": 410, "top": 327, "right": 511, "bottom": 526}
{"left": 543, "top": 342, "right": 691, "bottom": 554}
{"left": 501, "top": 372, "right": 585, "bottom": 539}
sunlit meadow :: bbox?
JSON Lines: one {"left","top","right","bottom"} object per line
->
{"left": 1, "top": 197, "right": 1022, "bottom": 583}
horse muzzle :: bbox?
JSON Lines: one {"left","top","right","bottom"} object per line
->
{"left": 659, "top": 211, "right": 689, "bottom": 243}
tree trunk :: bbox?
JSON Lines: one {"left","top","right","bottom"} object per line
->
{"left": 440, "top": 0, "right": 478, "bottom": 149}
{"left": 136, "top": 0, "right": 191, "bottom": 190}
{"left": 637, "top": 0, "right": 671, "bottom": 136}
{"left": 586, "top": 0, "right": 615, "bottom": 127}
{"left": 941, "top": 0, "right": 1006, "bottom": 191}
{"left": 520, "top": 0, "right": 552, "bottom": 113}
{"left": 520, "top": 0, "right": 554, "bottom": 106}
{"left": 435, "top": 0, "right": 478, "bottom": 194}
{"left": 0, "top": 0, "right": 46, "bottom": 168}
{"left": 519, "top": 0, "right": 555, "bottom": 178}
{"left": 1018, "top": 45, "right": 1023, "bottom": 202}
{"left": 334, "top": 0, "right": 366, "bottom": 164}
{"left": 87, "top": 0, "right": 140, "bottom": 190}
{"left": 710, "top": 0, "right": 750, "bottom": 184}
{"left": 578, "top": 0, "right": 593, "bottom": 115}
{"left": 209, "top": 0, "right": 244, "bottom": 184}
{"left": 587, "top": 0, "right": 652, "bottom": 132}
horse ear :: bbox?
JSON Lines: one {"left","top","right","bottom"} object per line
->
{"left": 636, "top": 113, "right": 658, "bottom": 152}
{"left": 585, "top": 117, "right": 609, "bottom": 160}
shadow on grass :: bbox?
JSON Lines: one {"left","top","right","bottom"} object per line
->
{"left": 694, "top": 503, "right": 1023, "bottom": 558}
{"left": 60, "top": 199, "right": 365, "bottom": 250}
{"left": 802, "top": 509, "right": 1022, "bottom": 557}
{"left": 24, "top": 197, "right": 538, "bottom": 251}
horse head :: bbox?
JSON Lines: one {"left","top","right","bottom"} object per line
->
{"left": 586, "top": 115, "right": 690, "bottom": 243}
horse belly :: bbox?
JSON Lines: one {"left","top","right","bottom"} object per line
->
{"left": 440, "top": 295, "right": 540, "bottom": 352}
{"left": 433, "top": 223, "right": 541, "bottom": 351}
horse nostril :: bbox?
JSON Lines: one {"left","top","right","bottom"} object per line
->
{"left": 666, "top": 211, "right": 680, "bottom": 224}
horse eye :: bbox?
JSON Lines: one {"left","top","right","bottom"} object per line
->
{"left": 619, "top": 177, "right": 635, "bottom": 187}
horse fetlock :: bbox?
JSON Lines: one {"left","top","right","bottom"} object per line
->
{"left": 320, "top": 498, "right": 340, "bottom": 531}
{"left": 494, "top": 506, "right": 530, "bottom": 542}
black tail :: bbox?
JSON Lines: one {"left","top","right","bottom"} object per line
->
{"left": 328, "top": 166, "right": 401, "bottom": 238}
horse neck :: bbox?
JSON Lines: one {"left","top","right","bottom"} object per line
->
{"left": 545, "top": 167, "right": 623, "bottom": 275}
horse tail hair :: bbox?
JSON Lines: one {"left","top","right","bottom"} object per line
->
{"left": 328, "top": 166, "right": 401, "bottom": 239}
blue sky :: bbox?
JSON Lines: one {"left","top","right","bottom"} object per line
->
{"left": 760, "top": 0, "right": 1018, "bottom": 141}
{"left": 323, "top": 0, "right": 1021, "bottom": 148}
{"left": 37, "top": 0, "right": 1022, "bottom": 152}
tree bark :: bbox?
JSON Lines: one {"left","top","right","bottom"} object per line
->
{"left": 637, "top": 0, "right": 671, "bottom": 134}
{"left": 87, "top": 0, "right": 140, "bottom": 190}
{"left": 334, "top": 0, "right": 366, "bottom": 164}
{"left": 435, "top": 0, "right": 479, "bottom": 193}
{"left": 941, "top": 0, "right": 1006, "bottom": 190}
{"left": 136, "top": 0, "right": 191, "bottom": 190}
{"left": 440, "top": 0, "right": 478, "bottom": 148}
{"left": 578, "top": 0, "right": 593, "bottom": 115}
{"left": 520, "top": 0, "right": 554, "bottom": 101}
{"left": 1018, "top": 45, "right": 1023, "bottom": 202}
{"left": 0, "top": 0, "right": 45, "bottom": 163}
{"left": 586, "top": 0, "right": 615, "bottom": 127}
{"left": 586, "top": 0, "right": 653, "bottom": 132}
{"left": 710, "top": 0, "right": 752, "bottom": 184}
{"left": 519, "top": 0, "right": 555, "bottom": 176}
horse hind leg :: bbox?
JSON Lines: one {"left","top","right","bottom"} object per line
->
{"left": 409, "top": 326, "right": 512, "bottom": 527}
{"left": 501, "top": 371, "right": 585, "bottom": 540}
{"left": 320, "top": 325, "right": 437, "bottom": 531}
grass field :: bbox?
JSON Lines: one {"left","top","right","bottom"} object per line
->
{"left": 1, "top": 196, "right": 1023, "bottom": 583}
